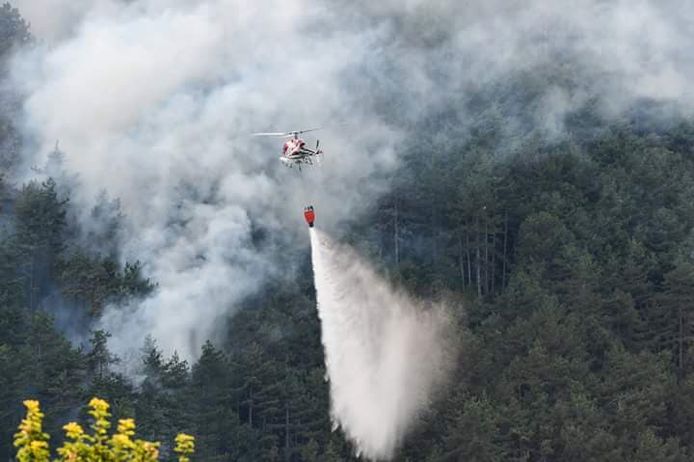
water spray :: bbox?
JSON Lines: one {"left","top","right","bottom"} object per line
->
{"left": 308, "top": 210, "right": 454, "bottom": 460}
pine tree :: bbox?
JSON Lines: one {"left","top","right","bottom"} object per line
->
{"left": 190, "top": 341, "right": 236, "bottom": 461}
{"left": 14, "top": 179, "right": 67, "bottom": 309}
{"left": 655, "top": 263, "right": 694, "bottom": 378}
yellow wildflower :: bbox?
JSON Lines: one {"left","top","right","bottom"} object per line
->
{"left": 88, "top": 395, "right": 111, "bottom": 456}
{"left": 62, "top": 422, "right": 84, "bottom": 440}
{"left": 174, "top": 433, "right": 195, "bottom": 462}
{"left": 141, "top": 441, "right": 161, "bottom": 461}
{"left": 30, "top": 440, "right": 49, "bottom": 453}
{"left": 23, "top": 400, "right": 40, "bottom": 413}
{"left": 88, "top": 397, "right": 110, "bottom": 413}
{"left": 116, "top": 418, "right": 136, "bottom": 437}
{"left": 111, "top": 434, "right": 131, "bottom": 446}
{"left": 13, "top": 400, "right": 50, "bottom": 462}
{"left": 16, "top": 397, "right": 193, "bottom": 462}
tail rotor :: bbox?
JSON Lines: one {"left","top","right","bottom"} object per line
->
{"left": 315, "top": 139, "right": 323, "bottom": 163}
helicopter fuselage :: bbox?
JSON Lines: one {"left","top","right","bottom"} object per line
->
{"left": 280, "top": 137, "right": 322, "bottom": 166}
{"left": 253, "top": 129, "right": 323, "bottom": 168}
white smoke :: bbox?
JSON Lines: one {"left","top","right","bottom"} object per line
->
{"left": 8, "top": 0, "right": 400, "bottom": 361}
{"left": 6, "top": 0, "right": 694, "bottom": 361}
{"left": 310, "top": 228, "right": 454, "bottom": 460}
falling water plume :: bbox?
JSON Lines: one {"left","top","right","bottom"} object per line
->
{"left": 309, "top": 228, "right": 454, "bottom": 460}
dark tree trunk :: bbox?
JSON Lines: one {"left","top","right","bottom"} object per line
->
{"left": 476, "top": 215, "right": 482, "bottom": 297}
{"left": 492, "top": 231, "right": 497, "bottom": 293}
{"left": 248, "top": 389, "right": 254, "bottom": 427}
{"left": 465, "top": 224, "right": 472, "bottom": 287}
{"left": 458, "top": 232, "right": 465, "bottom": 290}
{"left": 502, "top": 211, "right": 508, "bottom": 288}
{"left": 484, "top": 214, "right": 489, "bottom": 293}
{"left": 285, "top": 405, "right": 290, "bottom": 462}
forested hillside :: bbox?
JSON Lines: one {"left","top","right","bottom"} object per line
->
{"left": 4, "top": 1, "right": 694, "bottom": 461}
{"left": 5, "top": 112, "right": 694, "bottom": 461}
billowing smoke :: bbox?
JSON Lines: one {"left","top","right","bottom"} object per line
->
{"left": 8, "top": 0, "right": 401, "bottom": 361}
{"left": 310, "top": 228, "right": 454, "bottom": 460}
{"left": 6, "top": 0, "right": 694, "bottom": 361}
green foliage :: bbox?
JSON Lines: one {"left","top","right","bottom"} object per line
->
{"left": 13, "top": 398, "right": 194, "bottom": 461}
{"left": 58, "top": 254, "right": 154, "bottom": 314}
{"left": 6, "top": 119, "right": 694, "bottom": 459}
{"left": 440, "top": 395, "right": 504, "bottom": 461}
{"left": 0, "top": 3, "right": 30, "bottom": 171}
{"left": 15, "top": 179, "right": 67, "bottom": 254}
{"left": 377, "top": 117, "right": 694, "bottom": 459}
{"left": 0, "top": 174, "right": 159, "bottom": 459}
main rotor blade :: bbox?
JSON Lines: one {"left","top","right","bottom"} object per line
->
{"left": 253, "top": 128, "right": 322, "bottom": 137}
{"left": 294, "top": 127, "right": 321, "bottom": 135}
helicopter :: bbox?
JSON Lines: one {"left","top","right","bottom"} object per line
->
{"left": 253, "top": 128, "right": 323, "bottom": 168}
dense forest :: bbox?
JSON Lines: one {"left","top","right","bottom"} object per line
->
{"left": 4, "top": 2, "right": 694, "bottom": 461}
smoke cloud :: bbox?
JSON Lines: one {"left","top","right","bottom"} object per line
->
{"left": 9, "top": 0, "right": 401, "bottom": 361}
{"left": 310, "top": 228, "right": 454, "bottom": 460}
{"left": 6, "top": 0, "right": 694, "bottom": 361}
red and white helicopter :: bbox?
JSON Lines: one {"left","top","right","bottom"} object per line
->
{"left": 253, "top": 128, "right": 323, "bottom": 168}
